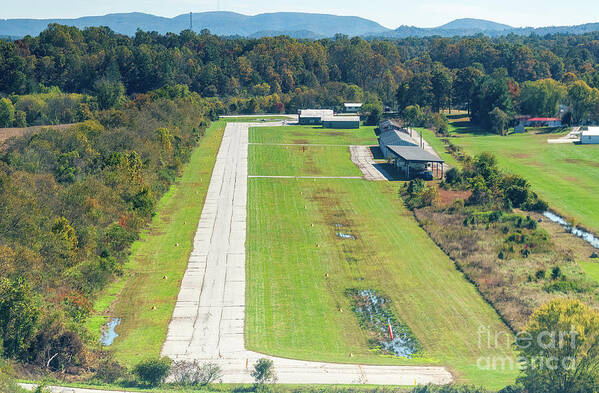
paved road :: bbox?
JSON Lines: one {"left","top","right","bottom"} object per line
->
{"left": 349, "top": 145, "right": 393, "bottom": 181}
{"left": 161, "top": 121, "right": 453, "bottom": 385}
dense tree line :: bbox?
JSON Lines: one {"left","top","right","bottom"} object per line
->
{"left": 2, "top": 25, "right": 599, "bottom": 130}
{"left": 0, "top": 88, "right": 214, "bottom": 371}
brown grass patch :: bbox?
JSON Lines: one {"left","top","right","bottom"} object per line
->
{"left": 0, "top": 123, "right": 75, "bottom": 144}
{"left": 437, "top": 187, "right": 471, "bottom": 206}
{"left": 563, "top": 158, "right": 599, "bottom": 168}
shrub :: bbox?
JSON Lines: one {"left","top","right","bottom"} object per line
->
{"left": 522, "top": 197, "right": 548, "bottom": 212}
{"left": 444, "top": 168, "right": 462, "bottom": 186}
{"left": 170, "top": 360, "right": 223, "bottom": 386}
{"left": 96, "top": 360, "right": 128, "bottom": 383}
{"left": 251, "top": 358, "right": 277, "bottom": 384}
{"left": 407, "top": 178, "right": 425, "bottom": 195}
{"left": 551, "top": 266, "right": 562, "bottom": 280}
{"left": 133, "top": 357, "right": 172, "bottom": 386}
{"left": 535, "top": 269, "right": 546, "bottom": 280}
{"left": 545, "top": 280, "right": 590, "bottom": 294}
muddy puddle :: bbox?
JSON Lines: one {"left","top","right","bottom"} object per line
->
{"left": 544, "top": 211, "right": 599, "bottom": 249}
{"left": 336, "top": 232, "right": 356, "bottom": 240}
{"left": 335, "top": 223, "right": 356, "bottom": 240}
{"left": 100, "top": 318, "right": 121, "bottom": 346}
{"left": 346, "top": 289, "right": 421, "bottom": 358}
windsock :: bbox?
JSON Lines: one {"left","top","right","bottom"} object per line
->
{"left": 388, "top": 319, "right": 394, "bottom": 340}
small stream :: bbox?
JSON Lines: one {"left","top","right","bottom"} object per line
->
{"left": 543, "top": 211, "right": 599, "bottom": 249}
{"left": 100, "top": 318, "right": 121, "bottom": 346}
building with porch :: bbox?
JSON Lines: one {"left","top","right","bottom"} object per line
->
{"left": 386, "top": 145, "right": 445, "bottom": 180}
{"left": 378, "top": 130, "right": 418, "bottom": 158}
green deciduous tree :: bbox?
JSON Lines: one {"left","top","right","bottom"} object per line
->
{"left": 133, "top": 357, "right": 172, "bottom": 386}
{"left": 94, "top": 78, "right": 126, "bottom": 110}
{"left": 251, "top": 358, "right": 277, "bottom": 384}
{"left": 520, "top": 78, "right": 567, "bottom": 117}
{"left": 489, "top": 107, "right": 510, "bottom": 135}
{"left": 0, "top": 98, "right": 15, "bottom": 127}
{"left": 567, "top": 80, "right": 599, "bottom": 124}
{"left": 431, "top": 62, "right": 453, "bottom": 112}
{"left": 0, "top": 277, "right": 40, "bottom": 359}
{"left": 517, "top": 299, "right": 599, "bottom": 393}
{"left": 453, "top": 66, "right": 484, "bottom": 114}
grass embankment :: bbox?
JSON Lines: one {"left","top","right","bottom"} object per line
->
{"left": 85, "top": 120, "right": 226, "bottom": 366}
{"left": 246, "top": 126, "right": 517, "bottom": 388}
{"left": 250, "top": 125, "right": 378, "bottom": 145}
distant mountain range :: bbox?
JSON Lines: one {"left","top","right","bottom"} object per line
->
{"left": 385, "top": 18, "right": 599, "bottom": 38}
{"left": 1, "top": 12, "right": 599, "bottom": 39}
{"left": 0, "top": 12, "right": 387, "bottom": 38}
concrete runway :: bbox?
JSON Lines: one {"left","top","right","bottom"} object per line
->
{"left": 161, "top": 121, "right": 453, "bottom": 385}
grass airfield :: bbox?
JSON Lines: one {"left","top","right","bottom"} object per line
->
{"left": 89, "top": 120, "right": 518, "bottom": 388}
{"left": 247, "top": 124, "right": 517, "bottom": 388}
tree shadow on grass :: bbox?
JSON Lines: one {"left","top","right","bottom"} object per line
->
{"left": 450, "top": 120, "right": 496, "bottom": 137}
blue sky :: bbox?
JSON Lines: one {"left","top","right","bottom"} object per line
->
{"left": 2, "top": 0, "right": 599, "bottom": 29}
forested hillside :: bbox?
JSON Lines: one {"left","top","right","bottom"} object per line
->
{"left": 1, "top": 24, "right": 599, "bottom": 129}
{"left": 0, "top": 87, "right": 218, "bottom": 372}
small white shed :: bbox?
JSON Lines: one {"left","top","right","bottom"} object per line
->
{"left": 344, "top": 103, "right": 363, "bottom": 113}
{"left": 580, "top": 127, "right": 599, "bottom": 144}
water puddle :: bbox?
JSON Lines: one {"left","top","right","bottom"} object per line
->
{"left": 346, "top": 289, "right": 421, "bottom": 358}
{"left": 543, "top": 211, "right": 599, "bottom": 249}
{"left": 100, "top": 318, "right": 121, "bottom": 346}
{"left": 336, "top": 232, "right": 356, "bottom": 240}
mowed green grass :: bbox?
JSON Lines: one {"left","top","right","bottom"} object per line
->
{"left": 416, "top": 127, "right": 460, "bottom": 168}
{"left": 86, "top": 121, "right": 225, "bottom": 366}
{"left": 581, "top": 261, "right": 599, "bottom": 283}
{"left": 451, "top": 132, "right": 599, "bottom": 233}
{"left": 249, "top": 144, "right": 361, "bottom": 177}
{"left": 250, "top": 125, "right": 378, "bottom": 145}
{"left": 246, "top": 179, "right": 516, "bottom": 387}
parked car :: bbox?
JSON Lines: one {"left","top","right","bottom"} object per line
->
{"left": 417, "top": 170, "right": 434, "bottom": 181}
